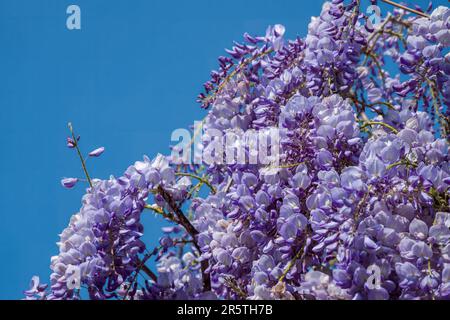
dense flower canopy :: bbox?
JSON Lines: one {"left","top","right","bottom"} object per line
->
{"left": 26, "top": 0, "right": 449, "bottom": 300}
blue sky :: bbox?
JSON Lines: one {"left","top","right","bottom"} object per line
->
{"left": 0, "top": 0, "right": 444, "bottom": 299}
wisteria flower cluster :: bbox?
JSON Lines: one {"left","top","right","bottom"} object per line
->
{"left": 25, "top": 0, "right": 449, "bottom": 300}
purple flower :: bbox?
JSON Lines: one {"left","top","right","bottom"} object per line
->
{"left": 88, "top": 147, "right": 105, "bottom": 157}
{"left": 66, "top": 136, "right": 80, "bottom": 149}
{"left": 29, "top": 2, "right": 450, "bottom": 301}
{"left": 61, "top": 178, "right": 78, "bottom": 189}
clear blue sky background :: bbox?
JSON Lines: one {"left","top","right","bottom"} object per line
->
{"left": 0, "top": 0, "right": 444, "bottom": 299}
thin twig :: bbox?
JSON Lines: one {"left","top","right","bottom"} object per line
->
{"left": 361, "top": 121, "right": 399, "bottom": 134}
{"left": 278, "top": 239, "right": 307, "bottom": 283}
{"left": 426, "top": 79, "right": 449, "bottom": 140}
{"left": 387, "top": 159, "right": 418, "bottom": 170}
{"left": 175, "top": 172, "right": 216, "bottom": 194}
{"left": 68, "top": 123, "right": 93, "bottom": 188}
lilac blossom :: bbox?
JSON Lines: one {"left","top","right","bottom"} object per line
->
{"left": 28, "top": 1, "right": 450, "bottom": 300}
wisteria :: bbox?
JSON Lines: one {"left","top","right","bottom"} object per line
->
{"left": 25, "top": 0, "right": 449, "bottom": 300}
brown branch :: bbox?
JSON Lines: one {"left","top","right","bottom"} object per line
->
{"left": 157, "top": 185, "right": 211, "bottom": 291}
{"left": 141, "top": 264, "right": 158, "bottom": 282}
{"left": 157, "top": 186, "right": 199, "bottom": 237}
{"left": 123, "top": 254, "right": 157, "bottom": 300}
